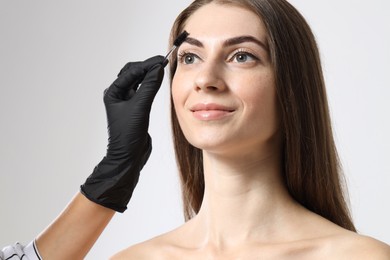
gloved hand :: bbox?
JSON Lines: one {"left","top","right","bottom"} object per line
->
{"left": 81, "top": 55, "right": 166, "bottom": 212}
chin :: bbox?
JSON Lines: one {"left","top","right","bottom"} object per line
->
{"left": 185, "top": 133, "right": 243, "bottom": 155}
{"left": 187, "top": 138, "right": 222, "bottom": 151}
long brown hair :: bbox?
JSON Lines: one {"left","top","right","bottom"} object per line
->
{"left": 168, "top": 0, "right": 356, "bottom": 231}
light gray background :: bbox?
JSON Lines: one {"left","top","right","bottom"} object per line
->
{"left": 0, "top": 0, "right": 389, "bottom": 259}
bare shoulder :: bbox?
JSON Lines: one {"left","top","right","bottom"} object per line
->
{"left": 298, "top": 209, "right": 390, "bottom": 259}
{"left": 328, "top": 231, "right": 390, "bottom": 259}
{"left": 110, "top": 225, "right": 187, "bottom": 260}
{"left": 348, "top": 233, "right": 390, "bottom": 259}
{"left": 110, "top": 235, "right": 170, "bottom": 260}
{"left": 110, "top": 241, "right": 155, "bottom": 260}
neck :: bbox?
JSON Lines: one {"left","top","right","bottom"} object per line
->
{"left": 193, "top": 146, "right": 299, "bottom": 249}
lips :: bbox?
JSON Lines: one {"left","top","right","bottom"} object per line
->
{"left": 189, "top": 103, "right": 235, "bottom": 121}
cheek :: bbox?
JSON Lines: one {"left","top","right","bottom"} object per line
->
{"left": 171, "top": 65, "right": 195, "bottom": 106}
{"left": 171, "top": 73, "right": 196, "bottom": 144}
{"left": 238, "top": 73, "right": 278, "bottom": 124}
{"left": 171, "top": 72, "right": 192, "bottom": 124}
{"left": 234, "top": 72, "right": 275, "bottom": 105}
{"left": 171, "top": 74, "right": 184, "bottom": 109}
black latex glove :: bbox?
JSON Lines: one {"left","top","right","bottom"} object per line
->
{"left": 81, "top": 55, "right": 166, "bottom": 212}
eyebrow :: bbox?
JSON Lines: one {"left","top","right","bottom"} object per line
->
{"left": 183, "top": 35, "right": 268, "bottom": 52}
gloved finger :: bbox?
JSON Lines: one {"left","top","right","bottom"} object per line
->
{"left": 118, "top": 56, "right": 165, "bottom": 91}
{"left": 117, "top": 61, "right": 142, "bottom": 77}
{"left": 118, "top": 55, "right": 164, "bottom": 77}
{"left": 105, "top": 65, "right": 144, "bottom": 101}
{"left": 105, "top": 56, "right": 165, "bottom": 101}
{"left": 133, "top": 62, "right": 165, "bottom": 111}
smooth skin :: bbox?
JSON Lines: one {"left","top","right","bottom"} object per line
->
{"left": 112, "top": 3, "right": 390, "bottom": 260}
{"left": 36, "top": 192, "right": 115, "bottom": 259}
{"left": 31, "top": 57, "right": 165, "bottom": 259}
{"left": 33, "top": 57, "right": 165, "bottom": 259}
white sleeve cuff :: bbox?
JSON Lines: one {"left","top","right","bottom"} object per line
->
{"left": 24, "top": 240, "right": 42, "bottom": 260}
{"left": 0, "top": 240, "right": 42, "bottom": 260}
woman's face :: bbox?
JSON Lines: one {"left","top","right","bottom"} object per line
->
{"left": 172, "top": 3, "right": 280, "bottom": 156}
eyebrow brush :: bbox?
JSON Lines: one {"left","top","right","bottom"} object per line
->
{"left": 163, "top": 30, "right": 189, "bottom": 66}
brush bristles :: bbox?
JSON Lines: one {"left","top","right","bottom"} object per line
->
{"left": 163, "top": 31, "right": 190, "bottom": 67}
{"left": 173, "top": 30, "right": 189, "bottom": 47}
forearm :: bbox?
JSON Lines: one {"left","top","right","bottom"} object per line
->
{"left": 35, "top": 192, "right": 115, "bottom": 259}
{"left": 4, "top": 56, "right": 165, "bottom": 260}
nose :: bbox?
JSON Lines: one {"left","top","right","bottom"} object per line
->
{"left": 194, "top": 60, "right": 226, "bottom": 92}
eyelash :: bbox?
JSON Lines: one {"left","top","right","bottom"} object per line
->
{"left": 229, "top": 49, "right": 259, "bottom": 63}
{"left": 177, "top": 49, "right": 259, "bottom": 64}
{"left": 177, "top": 50, "right": 198, "bottom": 64}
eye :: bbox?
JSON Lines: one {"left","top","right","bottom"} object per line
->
{"left": 230, "top": 51, "right": 259, "bottom": 63}
{"left": 178, "top": 51, "right": 200, "bottom": 65}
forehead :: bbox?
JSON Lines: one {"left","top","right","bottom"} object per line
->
{"left": 183, "top": 3, "right": 268, "bottom": 42}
